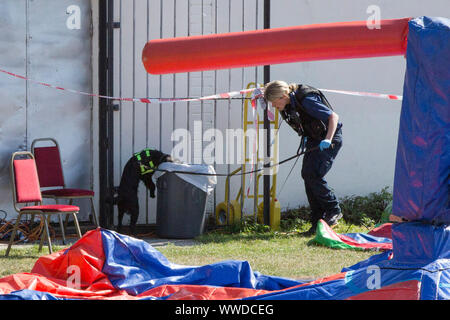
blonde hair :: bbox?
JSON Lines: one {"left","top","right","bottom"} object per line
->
{"left": 264, "top": 80, "right": 298, "bottom": 102}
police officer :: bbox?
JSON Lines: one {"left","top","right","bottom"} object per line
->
{"left": 264, "top": 80, "right": 343, "bottom": 235}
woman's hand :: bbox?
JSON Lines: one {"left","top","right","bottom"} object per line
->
{"left": 319, "top": 139, "right": 332, "bottom": 151}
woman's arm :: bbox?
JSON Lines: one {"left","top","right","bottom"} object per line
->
{"left": 325, "top": 112, "right": 339, "bottom": 141}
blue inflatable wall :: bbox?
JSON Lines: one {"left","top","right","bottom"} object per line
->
{"left": 393, "top": 16, "right": 450, "bottom": 224}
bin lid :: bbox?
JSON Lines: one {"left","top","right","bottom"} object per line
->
{"left": 152, "top": 162, "right": 217, "bottom": 194}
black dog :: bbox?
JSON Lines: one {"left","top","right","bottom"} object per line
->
{"left": 116, "top": 148, "right": 173, "bottom": 234}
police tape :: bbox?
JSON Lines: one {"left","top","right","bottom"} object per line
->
{"left": 0, "top": 67, "right": 403, "bottom": 103}
{"left": 319, "top": 88, "right": 402, "bottom": 101}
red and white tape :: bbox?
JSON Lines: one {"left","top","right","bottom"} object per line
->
{"left": 318, "top": 88, "right": 402, "bottom": 101}
{"left": 0, "top": 67, "right": 402, "bottom": 103}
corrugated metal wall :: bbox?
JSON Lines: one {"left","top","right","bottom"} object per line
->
{"left": 112, "top": 0, "right": 265, "bottom": 225}
{"left": 0, "top": 0, "right": 92, "bottom": 220}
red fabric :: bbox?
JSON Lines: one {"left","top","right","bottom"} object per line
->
{"left": 33, "top": 146, "right": 64, "bottom": 188}
{"left": 278, "top": 272, "right": 347, "bottom": 292}
{"left": 140, "top": 284, "right": 269, "bottom": 300}
{"left": 143, "top": 18, "right": 411, "bottom": 74}
{"left": 0, "top": 273, "right": 123, "bottom": 300}
{"left": 14, "top": 159, "right": 42, "bottom": 203}
{"left": 42, "top": 188, "right": 94, "bottom": 197}
{"left": 0, "top": 274, "right": 270, "bottom": 300}
{"left": 346, "top": 280, "right": 420, "bottom": 300}
{"left": 21, "top": 204, "right": 79, "bottom": 213}
{"left": 368, "top": 223, "right": 393, "bottom": 239}
{"left": 0, "top": 229, "right": 124, "bottom": 299}
{"left": 31, "top": 229, "right": 110, "bottom": 292}
{"left": 320, "top": 220, "right": 393, "bottom": 250}
{"left": 0, "top": 229, "right": 270, "bottom": 300}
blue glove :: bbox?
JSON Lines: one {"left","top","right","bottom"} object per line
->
{"left": 319, "top": 139, "right": 332, "bottom": 151}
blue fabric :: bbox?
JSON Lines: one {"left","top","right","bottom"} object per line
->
{"left": 341, "top": 251, "right": 392, "bottom": 272}
{"left": 247, "top": 262, "right": 422, "bottom": 300}
{"left": 0, "top": 223, "right": 448, "bottom": 300}
{"left": 393, "top": 16, "right": 450, "bottom": 224}
{"left": 247, "top": 277, "right": 354, "bottom": 300}
{"left": 1, "top": 289, "right": 63, "bottom": 300}
{"left": 391, "top": 222, "right": 450, "bottom": 264}
{"left": 343, "top": 232, "right": 392, "bottom": 244}
{"left": 436, "top": 265, "right": 450, "bottom": 300}
{"left": 249, "top": 221, "right": 450, "bottom": 300}
{"left": 100, "top": 229, "right": 302, "bottom": 296}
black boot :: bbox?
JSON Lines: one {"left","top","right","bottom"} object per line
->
{"left": 324, "top": 212, "right": 343, "bottom": 227}
{"left": 299, "top": 221, "right": 318, "bottom": 237}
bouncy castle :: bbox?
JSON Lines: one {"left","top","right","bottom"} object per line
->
{"left": 0, "top": 16, "right": 448, "bottom": 300}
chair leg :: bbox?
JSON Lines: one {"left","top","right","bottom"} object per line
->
{"left": 90, "top": 197, "right": 99, "bottom": 227}
{"left": 58, "top": 214, "right": 66, "bottom": 245}
{"left": 39, "top": 215, "right": 51, "bottom": 253}
{"left": 42, "top": 215, "right": 53, "bottom": 254}
{"left": 71, "top": 213, "right": 82, "bottom": 239}
{"left": 5, "top": 213, "right": 22, "bottom": 257}
{"left": 39, "top": 223, "right": 45, "bottom": 252}
{"left": 64, "top": 199, "right": 73, "bottom": 230}
{"left": 29, "top": 203, "right": 38, "bottom": 225}
{"left": 55, "top": 199, "right": 66, "bottom": 245}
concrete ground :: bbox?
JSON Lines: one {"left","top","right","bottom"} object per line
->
{"left": 0, "top": 225, "right": 199, "bottom": 250}
{"left": 0, "top": 237, "right": 199, "bottom": 250}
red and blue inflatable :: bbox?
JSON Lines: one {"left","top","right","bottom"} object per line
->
{"left": 0, "top": 222, "right": 448, "bottom": 300}
{"left": 0, "top": 16, "right": 448, "bottom": 300}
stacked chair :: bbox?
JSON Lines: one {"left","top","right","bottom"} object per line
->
{"left": 5, "top": 138, "right": 98, "bottom": 256}
{"left": 6, "top": 151, "right": 81, "bottom": 256}
{"left": 31, "top": 138, "right": 98, "bottom": 244}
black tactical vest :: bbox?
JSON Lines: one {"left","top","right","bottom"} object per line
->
{"left": 280, "top": 84, "right": 333, "bottom": 141}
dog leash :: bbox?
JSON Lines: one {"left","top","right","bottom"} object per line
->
{"left": 152, "top": 145, "right": 325, "bottom": 178}
{"left": 276, "top": 138, "right": 307, "bottom": 198}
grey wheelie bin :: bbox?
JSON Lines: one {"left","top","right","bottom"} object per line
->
{"left": 156, "top": 166, "right": 214, "bottom": 239}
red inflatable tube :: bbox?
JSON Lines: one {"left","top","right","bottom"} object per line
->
{"left": 142, "top": 18, "right": 411, "bottom": 74}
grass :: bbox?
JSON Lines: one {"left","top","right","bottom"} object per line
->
{"left": 0, "top": 245, "right": 66, "bottom": 277}
{"left": 156, "top": 188, "right": 391, "bottom": 280}
{"left": 158, "top": 219, "right": 375, "bottom": 280}
{"left": 0, "top": 189, "right": 391, "bottom": 280}
{"left": 158, "top": 228, "right": 374, "bottom": 280}
{"left": 0, "top": 222, "right": 376, "bottom": 280}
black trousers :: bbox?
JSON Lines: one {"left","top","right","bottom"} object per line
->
{"left": 301, "top": 131, "right": 343, "bottom": 225}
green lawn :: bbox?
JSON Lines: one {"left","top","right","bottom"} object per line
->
{"left": 0, "top": 189, "right": 390, "bottom": 280}
{"left": 0, "top": 222, "right": 377, "bottom": 280}
{"left": 158, "top": 228, "right": 375, "bottom": 280}
{"left": 0, "top": 245, "right": 66, "bottom": 277}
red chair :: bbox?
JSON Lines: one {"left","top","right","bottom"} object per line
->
{"left": 6, "top": 151, "right": 82, "bottom": 256}
{"left": 31, "top": 138, "right": 98, "bottom": 244}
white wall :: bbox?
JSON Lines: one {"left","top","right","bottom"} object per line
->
{"left": 269, "top": 0, "right": 449, "bottom": 210}
{"left": 0, "top": 0, "right": 93, "bottom": 220}
{"left": 88, "top": 0, "right": 449, "bottom": 225}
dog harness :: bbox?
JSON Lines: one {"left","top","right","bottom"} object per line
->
{"left": 134, "top": 148, "right": 156, "bottom": 175}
